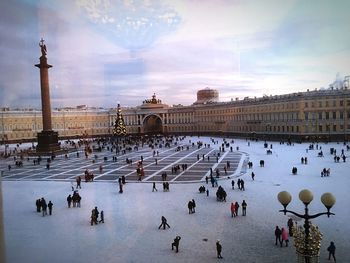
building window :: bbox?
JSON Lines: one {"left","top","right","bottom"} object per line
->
{"left": 340, "top": 100, "right": 344, "bottom": 106}
{"left": 319, "top": 125, "right": 322, "bottom": 132}
{"left": 325, "top": 112, "right": 329, "bottom": 120}
{"left": 333, "top": 111, "right": 337, "bottom": 119}
{"left": 340, "top": 112, "right": 344, "bottom": 119}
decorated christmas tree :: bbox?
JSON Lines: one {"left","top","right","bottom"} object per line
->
{"left": 113, "top": 104, "right": 127, "bottom": 136}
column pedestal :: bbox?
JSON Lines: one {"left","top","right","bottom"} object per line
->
{"left": 36, "top": 130, "right": 60, "bottom": 153}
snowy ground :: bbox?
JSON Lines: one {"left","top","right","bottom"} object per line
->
{"left": 2, "top": 137, "right": 350, "bottom": 263}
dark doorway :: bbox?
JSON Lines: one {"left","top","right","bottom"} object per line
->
{"left": 143, "top": 115, "right": 162, "bottom": 134}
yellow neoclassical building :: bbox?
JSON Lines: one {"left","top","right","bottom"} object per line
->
{"left": 1, "top": 87, "right": 350, "bottom": 143}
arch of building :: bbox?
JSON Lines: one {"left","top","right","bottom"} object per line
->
{"left": 143, "top": 114, "right": 163, "bottom": 134}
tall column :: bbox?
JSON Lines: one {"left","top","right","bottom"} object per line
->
{"left": 35, "top": 38, "right": 60, "bottom": 153}
{"left": 36, "top": 55, "right": 53, "bottom": 131}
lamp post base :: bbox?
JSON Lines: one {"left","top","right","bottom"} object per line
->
{"left": 296, "top": 252, "right": 319, "bottom": 263}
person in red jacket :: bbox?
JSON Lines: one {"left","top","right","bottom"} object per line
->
{"left": 281, "top": 227, "right": 289, "bottom": 247}
{"left": 230, "top": 202, "right": 236, "bottom": 218}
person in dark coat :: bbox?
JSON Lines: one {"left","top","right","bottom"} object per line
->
{"left": 90, "top": 209, "right": 96, "bottom": 226}
{"left": 99, "top": 210, "right": 104, "bottom": 223}
{"left": 275, "top": 226, "right": 282, "bottom": 245}
{"left": 188, "top": 201, "right": 193, "bottom": 214}
{"left": 237, "top": 179, "right": 241, "bottom": 190}
{"left": 36, "top": 199, "right": 41, "bottom": 212}
{"left": 216, "top": 240, "right": 223, "bottom": 259}
{"left": 77, "top": 194, "right": 81, "bottom": 208}
{"left": 251, "top": 172, "right": 255, "bottom": 180}
{"left": 231, "top": 180, "right": 235, "bottom": 190}
{"left": 93, "top": 207, "right": 99, "bottom": 224}
{"left": 41, "top": 198, "right": 47, "bottom": 217}
{"left": 241, "top": 200, "right": 247, "bottom": 216}
{"left": 171, "top": 236, "right": 181, "bottom": 252}
{"left": 241, "top": 179, "right": 245, "bottom": 191}
{"left": 327, "top": 241, "right": 336, "bottom": 262}
{"left": 234, "top": 201, "right": 239, "bottom": 217}
{"left": 76, "top": 176, "right": 81, "bottom": 189}
{"left": 67, "top": 194, "right": 72, "bottom": 208}
{"left": 191, "top": 199, "right": 196, "bottom": 213}
{"left": 158, "top": 216, "right": 170, "bottom": 230}
{"left": 47, "top": 201, "right": 53, "bottom": 215}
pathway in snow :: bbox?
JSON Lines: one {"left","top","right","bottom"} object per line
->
{"left": 1, "top": 140, "right": 244, "bottom": 183}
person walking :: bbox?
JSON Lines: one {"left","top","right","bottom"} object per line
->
{"left": 234, "top": 201, "right": 240, "bottom": 217}
{"left": 99, "top": 210, "right": 104, "bottom": 223}
{"left": 171, "top": 236, "right": 181, "bottom": 253}
{"left": 119, "top": 181, "right": 123, "bottom": 193}
{"left": 280, "top": 227, "right": 289, "bottom": 247}
{"left": 188, "top": 200, "right": 193, "bottom": 214}
{"left": 327, "top": 241, "right": 336, "bottom": 262}
{"left": 241, "top": 200, "right": 247, "bottom": 216}
{"left": 231, "top": 180, "right": 235, "bottom": 190}
{"left": 251, "top": 172, "right": 255, "bottom": 180}
{"left": 90, "top": 210, "right": 97, "bottom": 226}
{"left": 230, "top": 202, "right": 236, "bottom": 218}
{"left": 93, "top": 207, "right": 99, "bottom": 224}
{"left": 47, "top": 201, "right": 53, "bottom": 215}
{"left": 36, "top": 199, "right": 41, "bottom": 212}
{"left": 275, "top": 226, "right": 282, "bottom": 245}
{"left": 158, "top": 216, "right": 170, "bottom": 230}
{"left": 77, "top": 194, "right": 81, "bottom": 208}
{"left": 67, "top": 194, "right": 72, "bottom": 208}
{"left": 41, "top": 198, "right": 47, "bottom": 217}
{"left": 76, "top": 176, "right": 81, "bottom": 189}
{"left": 241, "top": 180, "right": 245, "bottom": 191}
{"left": 192, "top": 199, "right": 196, "bottom": 213}
{"left": 216, "top": 240, "right": 223, "bottom": 259}
{"left": 152, "top": 182, "right": 157, "bottom": 192}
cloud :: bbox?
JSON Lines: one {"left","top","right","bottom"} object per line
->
{"left": 1, "top": 0, "right": 350, "bottom": 108}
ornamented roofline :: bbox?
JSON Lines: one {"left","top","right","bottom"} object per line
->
{"left": 142, "top": 93, "right": 162, "bottom": 105}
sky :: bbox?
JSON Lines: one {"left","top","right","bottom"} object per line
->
{"left": 2, "top": 138, "right": 350, "bottom": 262}
{"left": 0, "top": 0, "right": 349, "bottom": 108}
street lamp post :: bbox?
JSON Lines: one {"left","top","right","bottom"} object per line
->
{"left": 277, "top": 189, "right": 336, "bottom": 263}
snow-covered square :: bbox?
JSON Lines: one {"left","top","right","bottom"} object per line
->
{"left": 1, "top": 137, "right": 349, "bottom": 263}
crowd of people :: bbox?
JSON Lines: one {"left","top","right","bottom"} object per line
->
{"left": 35, "top": 197, "right": 53, "bottom": 216}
